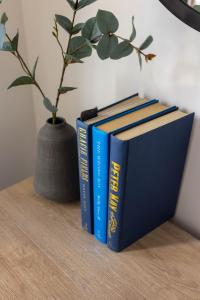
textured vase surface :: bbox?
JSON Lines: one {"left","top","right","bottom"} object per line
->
{"left": 34, "top": 117, "right": 80, "bottom": 202}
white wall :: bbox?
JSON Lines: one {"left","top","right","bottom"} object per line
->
{"left": 0, "top": 1, "right": 36, "bottom": 190}
{"left": 19, "top": 0, "right": 200, "bottom": 237}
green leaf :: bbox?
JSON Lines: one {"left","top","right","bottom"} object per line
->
{"left": 110, "top": 41, "right": 133, "bottom": 60}
{"left": 0, "top": 32, "right": 19, "bottom": 52}
{"left": 8, "top": 76, "right": 34, "bottom": 89}
{"left": 43, "top": 98, "right": 58, "bottom": 113}
{"left": 11, "top": 32, "right": 19, "bottom": 51}
{"left": 194, "top": 5, "right": 200, "bottom": 12}
{"left": 65, "top": 54, "right": 84, "bottom": 64}
{"left": 77, "top": 0, "right": 97, "bottom": 10}
{"left": 85, "top": 39, "right": 93, "bottom": 49}
{"left": 140, "top": 35, "right": 153, "bottom": 50}
{"left": 71, "top": 23, "right": 84, "bottom": 35}
{"left": 2, "top": 41, "right": 13, "bottom": 51}
{"left": 138, "top": 52, "right": 142, "bottom": 70}
{"left": 96, "top": 10, "right": 119, "bottom": 35}
{"left": 130, "top": 16, "right": 136, "bottom": 42}
{"left": 55, "top": 14, "right": 72, "bottom": 34}
{"left": 32, "top": 56, "right": 39, "bottom": 79}
{"left": 82, "top": 17, "right": 102, "bottom": 43}
{"left": 59, "top": 86, "right": 77, "bottom": 94}
{"left": 66, "top": 0, "right": 75, "bottom": 10}
{"left": 0, "top": 23, "right": 5, "bottom": 48}
{"left": 1, "top": 13, "right": 8, "bottom": 24}
{"left": 69, "top": 36, "right": 92, "bottom": 59}
{"left": 97, "top": 34, "right": 118, "bottom": 60}
{"left": 1, "top": 41, "right": 12, "bottom": 51}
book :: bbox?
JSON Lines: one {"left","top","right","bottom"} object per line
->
{"left": 93, "top": 102, "right": 178, "bottom": 244}
{"left": 77, "top": 93, "right": 152, "bottom": 233}
{"left": 107, "top": 110, "right": 194, "bottom": 252}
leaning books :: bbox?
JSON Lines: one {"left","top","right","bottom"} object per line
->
{"left": 77, "top": 94, "right": 194, "bottom": 252}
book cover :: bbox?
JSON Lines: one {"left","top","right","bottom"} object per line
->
{"left": 93, "top": 103, "right": 178, "bottom": 244}
{"left": 107, "top": 113, "right": 194, "bottom": 252}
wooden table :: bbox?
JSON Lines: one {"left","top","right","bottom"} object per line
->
{"left": 0, "top": 178, "right": 200, "bottom": 300}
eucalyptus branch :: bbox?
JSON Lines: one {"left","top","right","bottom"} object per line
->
{"left": 6, "top": 34, "right": 28, "bottom": 73}
{"left": 53, "top": 20, "right": 65, "bottom": 60}
{"left": 54, "top": 35, "right": 65, "bottom": 60}
{"left": 6, "top": 33, "right": 46, "bottom": 98}
{"left": 15, "top": 53, "right": 28, "bottom": 74}
{"left": 55, "top": 0, "right": 79, "bottom": 112}
{"left": 114, "top": 34, "right": 147, "bottom": 57}
{"left": 1, "top": 5, "right": 155, "bottom": 125}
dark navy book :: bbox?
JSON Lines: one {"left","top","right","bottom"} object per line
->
{"left": 107, "top": 110, "right": 194, "bottom": 251}
{"left": 76, "top": 93, "right": 152, "bottom": 233}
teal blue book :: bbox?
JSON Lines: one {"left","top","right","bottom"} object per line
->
{"left": 93, "top": 102, "right": 178, "bottom": 244}
{"left": 77, "top": 93, "right": 151, "bottom": 233}
{"left": 107, "top": 110, "right": 194, "bottom": 251}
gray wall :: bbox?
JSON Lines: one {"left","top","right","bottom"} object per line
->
{"left": 0, "top": 1, "right": 36, "bottom": 190}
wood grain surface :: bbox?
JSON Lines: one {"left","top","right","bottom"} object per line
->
{"left": 0, "top": 178, "right": 199, "bottom": 300}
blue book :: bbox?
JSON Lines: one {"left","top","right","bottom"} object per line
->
{"left": 93, "top": 102, "right": 178, "bottom": 244}
{"left": 107, "top": 110, "right": 194, "bottom": 251}
{"left": 77, "top": 93, "right": 151, "bottom": 233}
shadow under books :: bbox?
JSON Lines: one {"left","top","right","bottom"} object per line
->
{"left": 123, "top": 221, "right": 196, "bottom": 253}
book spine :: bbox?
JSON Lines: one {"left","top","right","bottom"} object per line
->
{"left": 76, "top": 119, "right": 93, "bottom": 234}
{"left": 93, "top": 127, "right": 109, "bottom": 243}
{"left": 107, "top": 136, "right": 128, "bottom": 252}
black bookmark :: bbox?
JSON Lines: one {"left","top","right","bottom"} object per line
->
{"left": 80, "top": 107, "right": 98, "bottom": 121}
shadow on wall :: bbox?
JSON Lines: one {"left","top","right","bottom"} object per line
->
{"left": 160, "top": 26, "right": 200, "bottom": 239}
{"left": 175, "top": 117, "right": 200, "bottom": 239}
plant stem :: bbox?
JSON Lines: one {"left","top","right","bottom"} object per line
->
{"left": 55, "top": 35, "right": 65, "bottom": 60}
{"left": 6, "top": 33, "right": 46, "bottom": 99}
{"left": 55, "top": 65, "right": 67, "bottom": 108}
{"left": 53, "top": 20, "right": 65, "bottom": 60}
{"left": 114, "top": 34, "right": 146, "bottom": 57}
{"left": 55, "top": 0, "right": 78, "bottom": 112}
{"left": 52, "top": 112, "right": 56, "bottom": 125}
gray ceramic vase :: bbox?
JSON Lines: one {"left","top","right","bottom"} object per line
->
{"left": 34, "top": 117, "right": 80, "bottom": 202}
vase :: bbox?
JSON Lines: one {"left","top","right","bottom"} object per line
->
{"left": 34, "top": 117, "right": 80, "bottom": 202}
